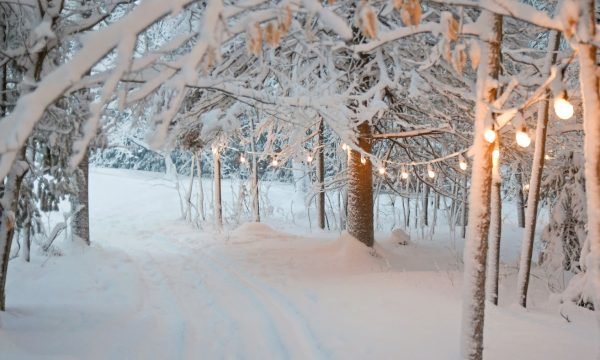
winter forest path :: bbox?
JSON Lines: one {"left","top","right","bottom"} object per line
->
{"left": 1, "top": 168, "right": 597, "bottom": 359}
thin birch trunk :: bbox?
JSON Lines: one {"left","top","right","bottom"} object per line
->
{"left": 0, "top": 151, "right": 28, "bottom": 311}
{"left": 250, "top": 118, "right": 260, "bottom": 222}
{"left": 460, "top": 12, "right": 502, "bottom": 360}
{"left": 517, "top": 30, "right": 560, "bottom": 308}
{"left": 577, "top": 0, "right": 600, "bottom": 323}
{"left": 486, "top": 138, "right": 502, "bottom": 305}
{"left": 515, "top": 164, "right": 525, "bottom": 228}
{"left": 196, "top": 152, "right": 205, "bottom": 221}
{"left": 213, "top": 150, "right": 222, "bottom": 228}
{"left": 317, "top": 119, "right": 325, "bottom": 230}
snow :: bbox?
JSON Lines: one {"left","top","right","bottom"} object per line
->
{"left": 0, "top": 168, "right": 597, "bottom": 359}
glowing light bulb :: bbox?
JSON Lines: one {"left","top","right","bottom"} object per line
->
{"left": 211, "top": 144, "right": 219, "bottom": 155}
{"left": 272, "top": 159, "right": 278, "bottom": 166}
{"left": 484, "top": 128, "right": 497, "bottom": 143}
{"left": 400, "top": 167, "right": 409, "bottom": 180}
{"left": 306, "top": 155, "right": 313, "bottom": 163}
{"left": 378, "top": 167, "right": 385, "bottom": 175}
{"left": 240, "top": 155, "right": 246, "bottom": 164}
{"left": 341, "top": 143, "right": 348, "bottom": 151}
{"left": 427, "top": 165, "right": 435, "bottom": 179}
{"left": 553, "top": 97, "right": 574, "bottom": 120}
{"left": 515, "top": 129, "right": 531, "bottom": 148}
{"left": 459, "top": 155, "right": 467, "bottom": 171}
{"left": 361, "top": 156, "right": 367, "bottom": 165}
{"left": 523, "top": 184, "right": 529, "bottom": 191}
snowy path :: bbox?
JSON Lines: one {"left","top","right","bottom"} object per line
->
{"left": 1, "top": 168, "right": 598, "bottom": 359}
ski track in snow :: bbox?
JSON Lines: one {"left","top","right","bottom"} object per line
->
{"left": 124, "top": 228, "right": 325, "bottom": 360}
{"left": 1, "top": 168, "right": 598, "bottom": 359}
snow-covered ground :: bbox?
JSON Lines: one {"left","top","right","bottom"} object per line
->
{"left": 1, "top": 168, "right": 597, "bottom": 359}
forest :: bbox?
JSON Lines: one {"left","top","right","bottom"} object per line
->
{"left": 0, "top": 0, "right": 599, "bottom": 359}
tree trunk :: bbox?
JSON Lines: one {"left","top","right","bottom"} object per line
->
{"left": 422, "top": 182, "right": 429, "bottom": 227}
{"left": 486, "top": 138, "right": 502, "bottom": 305}
{"left": 461, "top": 173, "right": 468, "bottom": 239}
{"left": 515, "top": 164, "right": 525, "bottom": 228}
{"left": 213, "top": 150, "right": 222, "bottom": 228}
{"left": 577, "top": 0, "right": 600, "bottom": 321}
{"left": 460, "top": 12, "right": 502, "bottom": 360}
{"left": 347, "top": 122, "right": 374, "bottom": 246}
{"left": 516, "top": 30, "right": 560, "bottom": 308}
{"left": 317, "top": 119, "right": 325, "bottom": 230}
{"left": 196, "top": 152, "right": 205, "bottom": 221}
{"left": 21, "top": 216, "right": 31, "bottom": 263}
{"left": 250, "top": 117, "right": 260, "bottom": 222}
{"left": 71, "top": 146, "right": 91, "bottom": 245}
{"left": 0, "top": 151, "right": 28, "bottom": 311}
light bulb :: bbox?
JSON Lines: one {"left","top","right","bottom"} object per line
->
{"left": 553, "top": 97, "right": 574, "bottom": 120}
{"left": 341, "top": 143, "right": 348, "bottom": 151}
{"left": 272, "top": 159, "right": 278, "bottom": 166}
{"left": 306, "top": 155, "right": 313, "bottom": 163}
{"left": 515, "top": 130, "right": 531, "bottom": 148}
{"left": 240, "top": 155, "right": 246, "bottom": 164}
{"left": 400, "top": 166, "right": 409, "bottom": 179}
{"left": 459, "top": 155, "right": 467, "bottom": 171}
{"left": 378, "top": 167, "right": 385, "bottom": 175}
{"left": 427, "top": 165, "right": 435, "bottom": 178}
{"left": 523, "top": 184, "right": 529, "bottom": 191}
{"left": 361, "top": 156, "right": 367, "bottom": 165}
{"left": 484, "top": 129, "right": 497, "bottom": 143}
{"left": 492, "top": 148, "right": 500, "bottom": 160}
{"left": 211, "top": 144, "right": 218, "bottom": 155}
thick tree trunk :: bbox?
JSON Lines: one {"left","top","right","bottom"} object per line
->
{"left": 213, "top": 150, "right": 222, "bottom": 228}
{"left": 486, "top": 138, "right": 502, "bottom": 305}
{"left": 516, "top": 30, "right": 560, "bottom": 308}
{"left": 347, "top": 122, "right": 374, "bottom": 247}
{"left": 71, "top": 147, "right": 91, "bottom": 245}
{"left": 577, "top": 0, "right": 600, "bottom": 321}
{"left": 317, "top": 119, "right": 325, "bottom": 230}
{"left": 0, "top": 152, "right": 28, "bottom": 311}
{"left": 460, "top": 12, "right": 502, "bottom": 360}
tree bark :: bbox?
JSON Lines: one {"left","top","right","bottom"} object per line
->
{"left": 460, "top": 12, "right": 502, "bottom": 360}
{"left": 515, "top": 164, "right": 525, "bottom": 228}
{"left": 577, "top": 0, "right": 600, "bottom": 321}
{"left": 213, "top": 149, "right": 222, "bottom": 228}
{"left": 486, "top": 138, "right": 502, "bottom": 305}
{"left": 0, "top": 151, "right": 28, "bottom": 311}
{"left": 250, "top": 117, "right": 260, "bottom": 222}
{"left": 71, "top": 146, "right": 91, "bottom": 245}
{"left": 516, "top": 30, "right": 560, "bottom": 308}
{"left": 317, "top": 119, "right": 325, "bottom": 230}
{"left": 422, "top": 182, "right": 429, "bottom": 227}
{"left": 461, "top": 173, "right": 468, "bottom": 239}
{"left": 196, "top": 152, "right": 205, "bottom": 221}
{"left": 347, "top": 122, "right": 374, "bottom": 246}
